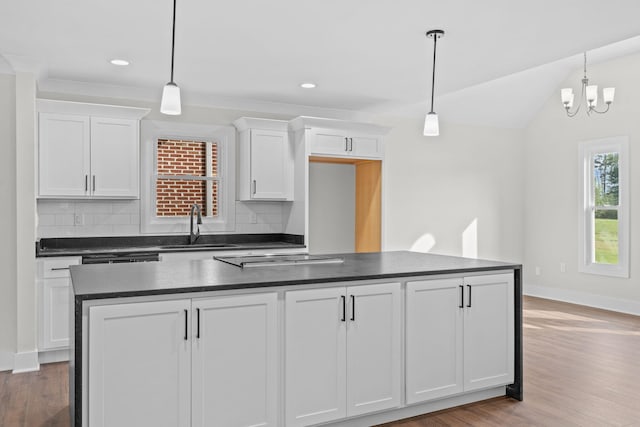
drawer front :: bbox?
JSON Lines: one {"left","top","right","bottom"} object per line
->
{"left": 40, "top": 257, "right": 81, "bottom": 279}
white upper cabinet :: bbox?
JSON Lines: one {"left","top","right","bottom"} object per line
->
{"left": 289, "top": 116, "right": 390, "bottom": 160}
{"left": 234, "top": 117, "right": 293, "bottom": 201}
{"left": 37, "top": 100, "right": 149, "bottom": 199}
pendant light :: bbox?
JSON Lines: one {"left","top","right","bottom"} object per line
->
{"left": 160, "top": 0, "right": 181, "bottom": 115}
{"left": 424, "top": 29, "right": 444, "bottom": 136}
{"left": 561, "top": 52, "right": 615, "bottom": 117}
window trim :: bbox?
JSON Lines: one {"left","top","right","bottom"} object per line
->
{"left": 140, "top": 120, "right": 236, "bottom": 234}
{"left": 578, "top": 136, "right": 629, "bottom": 278}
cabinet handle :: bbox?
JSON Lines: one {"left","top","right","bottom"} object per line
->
{"left": 51, "top": 267, "right": 70, "bottom": 271}
{"left": 184, "top": 309, "right": 188, "bottom": 340}
{"left": 467, "top": 284, "right": 472, "bottom": 308}
{"left": 350, "top": 295, "right": 355, "bottom": 321}
{"left": 84, "top": 175, "right": 88, "bottom": 192}
{"left": 349, "top": 137, "right": 353, "bottom": 152}
{"left": 340, "top": 295, "right": 346, "bottom": 322}
{"left": 345, "top": 137, "right": 349, "bottom": 152}
{"left": 459, "top": 285, "right": 464, "bottom": 308}
{"left": 196, "top": 308, "right": 201, "bottom": 339}
{"left": 252, "top": 180, "right": 257, "bottom": 195}
{"left": 92, "top": 175, "right": 96, "bottom": 192}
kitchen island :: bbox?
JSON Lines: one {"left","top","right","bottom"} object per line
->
{"left": 70, "top": 251, "right": 522, "bottom": 427}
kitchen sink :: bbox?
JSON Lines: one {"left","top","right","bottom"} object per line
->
{"left": 214, "top": 254, "right": 344, "bottom": 268}
{"left": 162, "top": 243, "right": 239, "bottom": 249}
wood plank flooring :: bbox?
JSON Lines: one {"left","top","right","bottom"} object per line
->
{"left": 1, "top": 296, "right": 639, "bottom": 427}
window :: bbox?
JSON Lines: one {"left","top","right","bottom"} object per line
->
{"left": 578, "top": 137, "right": 629, "bottom": 277}
{"left": 156, "top": 139, "right": 218, "bottom": 217}
{"left": 140, "top": 121, "right": 236, "bottom": 234}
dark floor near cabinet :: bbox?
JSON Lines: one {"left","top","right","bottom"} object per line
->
{"left": 2, "top": 296, "right": 639, "bottom": 427}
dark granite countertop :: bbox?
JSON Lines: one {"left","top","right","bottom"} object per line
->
{"left": 70, "top": 251, "right": 521, "bottom": 301}
{"left": 36, "top": 233, "right": 305, "bottom": 257}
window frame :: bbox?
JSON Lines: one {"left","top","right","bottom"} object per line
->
{"left": 578, "top": 136, "right": 629, "bottom": 278}
{"left": 140, "top": 120, "right": 236, "bottom": 234}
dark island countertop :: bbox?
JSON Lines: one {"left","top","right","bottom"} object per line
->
{"left": 37, "top": 233, "right": 305, "bottom": 257}
{"left": 70, "top": 250, "right": 521, "bottom": 301}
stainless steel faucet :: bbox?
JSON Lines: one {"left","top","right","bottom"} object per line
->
{"left": 189, "top": 203, "right": 202, "bottom": 244}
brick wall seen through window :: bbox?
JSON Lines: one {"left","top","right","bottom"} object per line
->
{"left": 156, "top": 139, "right": 219, "bottom": 217}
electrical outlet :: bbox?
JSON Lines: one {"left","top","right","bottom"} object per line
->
{"left": 250, "top": 213, "right": 258, "bottom": 224}
{"left": 535, "top": 266, "right": 541, "bottom": 276}
{"left": 74, "top": 214, "right": 83, "bottom": 226}
{"left": 560, "top": 262, "right": 566, "bottom": 273}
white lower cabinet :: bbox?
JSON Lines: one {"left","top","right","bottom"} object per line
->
{"left": 406, "top": 273, "right": 514, "bottom": 405}
{"left": 285, "top": 282, "right": 401, "bottom": 427}
{"left": 37, "top": 257, "right": 81, "bottom": 351}
{"left": 88, "top": 293, "right": 278, "bottom": 427}
{"left": 192, "top": 293, "right": 278, "bottom": 427}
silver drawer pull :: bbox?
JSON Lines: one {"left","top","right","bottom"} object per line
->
{"left": 50, "top": 267, "right": 70, "bottom": 271}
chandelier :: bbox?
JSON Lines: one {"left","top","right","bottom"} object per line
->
{"left": 561, "top": 52, "right": 614, "bottom": 117}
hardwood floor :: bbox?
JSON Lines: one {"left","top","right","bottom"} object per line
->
{"left": 1, "top": 296, "right": 639, "bottom": 427}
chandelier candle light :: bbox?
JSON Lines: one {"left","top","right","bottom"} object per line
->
{"left": 561, "top": 52, "right": 615, "bottom": 117}
{"left": 424, "top": 29, "right": 444, "bottom": 136}
{"left": 160, "top": 0, "right": 181, "bottom": 115}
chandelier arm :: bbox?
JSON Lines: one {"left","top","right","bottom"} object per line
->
{"left": 590, "top": 104, "right": 611, "bottom": 115}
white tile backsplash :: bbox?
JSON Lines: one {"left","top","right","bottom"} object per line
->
{"left": 37, "top": 199, "right": 286, "bottom": 238}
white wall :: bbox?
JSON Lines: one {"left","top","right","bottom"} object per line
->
{"left": 308, "top": 162, "right": 355, "bottom": 254}
{"left": 0, "top": 73, "right": 17, "bottom": 369}
{"left": 380, "top": 116, "right": 525, "bottom": 264}
{"left": 523, "top": 52, "right": 640, "bottom": 314}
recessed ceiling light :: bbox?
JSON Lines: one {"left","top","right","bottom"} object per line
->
{"left": 110, "top": 59, "right": 130, "bottom": 66}
{"left": 300, "top": 83, "right": 316, "bottom": 89}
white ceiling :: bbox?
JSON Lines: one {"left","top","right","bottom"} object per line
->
{"left": 2, "top": 0, "right": 640, "bottom": 127}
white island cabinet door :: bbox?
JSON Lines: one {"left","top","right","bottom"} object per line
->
{"left": 90, "top": 117, "right": 139, "bottom": 198}
{"left": 406, "top": 278, "right": 464, "bottom": 403}
{"left": 38, "top": 113, "right": 90, "bottom": 197}
{"left": 346, "top": 282, "right": 401, "bottom": 416}
{"left": 285, "top": 287, "right": 347, "bottom": 427}
{"left": 88, "top": 299, "right": 191, "bottom": 427}
{"left": 463, "top": 273, "right": 515, "bottom": 392}
{"left": 192, "top": 293, "right": 278, "bottom": 427}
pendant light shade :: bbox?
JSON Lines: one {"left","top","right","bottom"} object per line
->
{"left": 424, "top": 29, "right": 444, "bottom": 137}
{"left": 161, "top": 82, "right": 181, "bottom": 115}
{"left": 423, "top": 112, "right": 439, "bottom": 136}
{"left": 161, "top": 0, "right": 181, "bottom": 115}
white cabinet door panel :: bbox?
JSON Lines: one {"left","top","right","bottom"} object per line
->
{"left": 192, "top": 293, "right": 278, "bottom": 427}
{"left": 250, "top": 129, "right": 290, "bottom": 199}
{"left": 464, "top": 273, "right": 515, "bottom": 392}
{"left": 88, "top": 300, "right": 191, "bottom": 427}
{"left": 285, "top": 287, "right": 347, "bottom": 427}
{"left": 41, "top": 277, "right": 71, "bottom": 349}
{"left": 346, "top": 283, "right": 401, "bottom": 416}
{"left": 38, "top": 113, "right": 90, "bottom": 197}
{"left": 311, "top": 131, "right": 349, "bottom": 156}
{"left": 351, "top": 135, "right": 382, "bottom": 158}
{"left": 406, "top": 278, "right": 464, "bottom": 404}
{"left": 90, "top": 117, "right": 139, "bottom": 198}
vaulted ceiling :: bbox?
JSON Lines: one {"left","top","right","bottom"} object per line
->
{"left": 2, "top": 0, "right": 640, "bottom": 127}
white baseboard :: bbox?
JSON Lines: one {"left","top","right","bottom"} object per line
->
{"left": 0, "top": 351, "right": 14, "bottom": 372}
{"left": 39, "top": 348, "right": 70, "bottom": 364}
{"left": 525, "top": 284, "right": 640, "bottom": 316}
{"left": 13, "top": 351, "right": 40, "bottom": 373}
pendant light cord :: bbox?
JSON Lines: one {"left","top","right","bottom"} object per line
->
{"left": 170, "top": 0, "right": 177, "bottom": 83}
{"left": 430, "top": 33, "right": 438, "bottom": 114}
